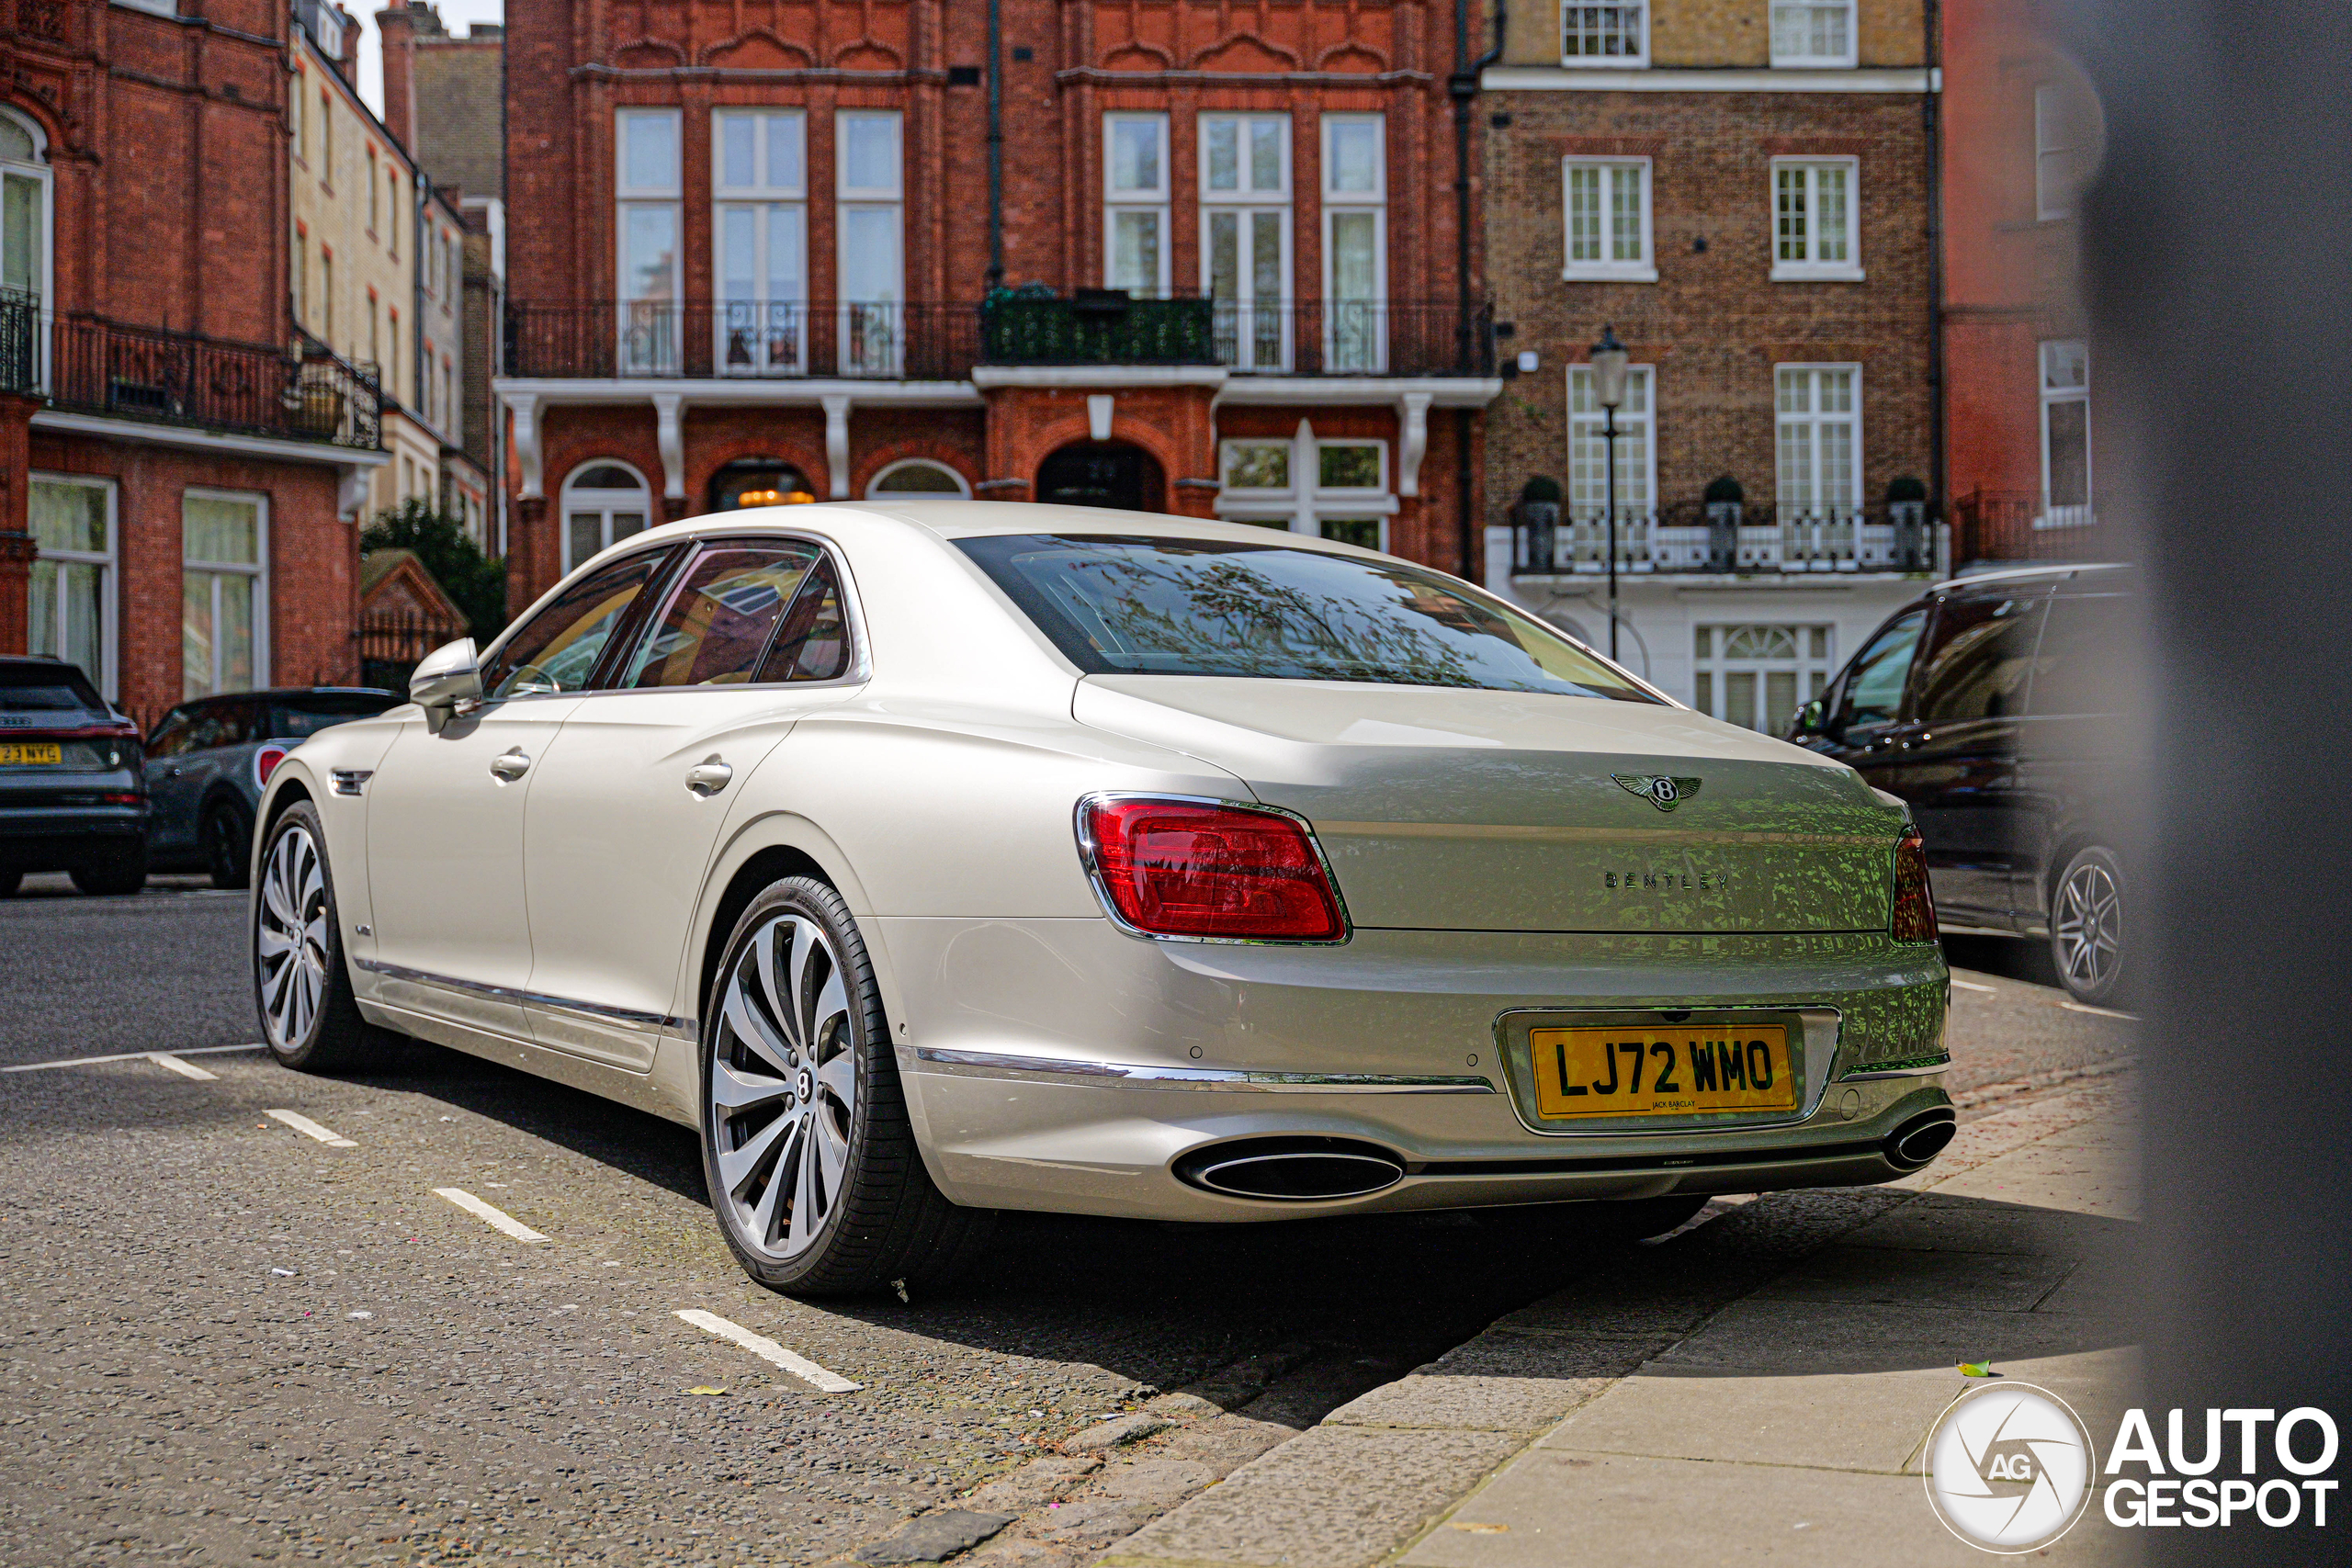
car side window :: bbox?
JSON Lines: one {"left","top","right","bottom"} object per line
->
{"left": 622, "top": 544, "right": 822, "bottom": 688}
{"left": 481, "top": 550, "right": 671, "bottom": 700}
{"left": 147, "top": 709, "right": 194, "bottom": 759}
{"left": 181, "top": 705, "right": 232, "bottom": 753}
{"left": 2029, "top": 592, "right": 2132, "bottom": 716}
{"left": 755, "top": 554, "right": 854, "bottom": 683}
{"left": 1913, "top": 593, "right": 2048, "bottom": 725}
{"left": 1830, "top": 607, "right": 1927, "bottom": 736}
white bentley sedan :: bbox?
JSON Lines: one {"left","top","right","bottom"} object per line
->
{"left": 251, "top": 502, "right": 1951, "bottom": 1295}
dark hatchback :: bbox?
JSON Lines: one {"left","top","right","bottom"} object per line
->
{"left": 145, "top": 688, "right": 401, "bottom": 887}
{"left": 1790, "top": 563, "right": 2132, "bottom": 1005}
{"left": 0, "top": 657, "right": 149, "bottom": 896}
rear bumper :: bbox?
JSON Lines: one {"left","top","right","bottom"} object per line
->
{"left": 880, "top": 917, "right": 1951, "bottom": 1221}
{"left": 0, "top": 804, "right": 148, "bottom": 869}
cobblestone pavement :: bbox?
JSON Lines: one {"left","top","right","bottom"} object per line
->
{"left": 0, "top": 885, "right": 2132, "bottom": 1566}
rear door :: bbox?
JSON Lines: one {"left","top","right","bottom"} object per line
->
{"left": 2012, "top": 584, "right": 2133, "bottom": 927}
{"left": 520, "top": 539, "right": 865, "bottom": 1069}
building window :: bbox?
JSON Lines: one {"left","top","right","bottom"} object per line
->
{"left": 367, "top": 148, "right": 379, "bottom": 232}
{"left": 1771, "top": 159, "right": 1861, "bottom": 280}
{"left": 1562, "top": 3, "right": 1647, "bottom": 66}
{"left": 182, "top": 491, "right": 266, "bottom": 700}
{"left": 616, "top": 108, "right": 682, "bottom": 373}
{"left": 837, "top": 110, "right": 903, "bottom": 376}
{"left": 1770, "top": 1, "right": 1856, "bottom": 68}
{"left": 387, "top": 170, "right": 399, "bottom": 254}
{"left": 1322, "top": 115, "right": 1386, "bottom": 372}
{"left": 1568, "top": 364, "right": 1655, "bottom": 521}
{"left": 560, "top": 461, "right": 652, "bottom": 573}
{"left": 2, "top": 108, "right": 51, "bottom": 387}
{"left": 291, "top": 72, "right": 306, "bottom": 164}
{"left": 715, "top": 108, "right": 808, "bottom": 376}
{"left": 1105, "top": 113, "right": 1170, "bottom": 296}
{"left": 1775, "top": 365, "right": 1861, "bottom": 516}
{"left": 1201, "top": 114, "right": 1291, "bottom": 371}
{"left": 1693, "top": 625, "right": 1835, "bottom": 735}
{"left": 2041, "top": 340, "right": 2091, "bottom": 525}
{"left": 1562, "top": 158, "right": 1654, "bottom": 281}
{"left": 866, "top": 458, "right": 971, "bottom": 498}
{"left": 322, "top": 251, "right": 334, "bottom": 343}
{"left": 1214, "top": 420, "right": 1395, "bottom": 548}
{"left": 386, "top": 306, "right": 398, "bottom": 400}
{"left": 291, "top": 230, "right": 306, "bottom": 323}
{"left": 320, "top": 92, "right": 333, "bottom": 179}
{"left": 28, "top": 476, "right": 115, "bottom": 698}
{"left": 2035, "top": 85, "right": 2085, "bottom": 221}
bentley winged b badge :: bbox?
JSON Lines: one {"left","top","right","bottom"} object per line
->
{"left": 1613, "top": 773, "right": 1702, "bottom": 812}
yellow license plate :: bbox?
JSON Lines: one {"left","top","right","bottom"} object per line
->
{"left": 0, "top": 742, "right": 62, "bottom": 765}
{"left": 1530, "top": 1023, "right": 1796, "bottom": 1119}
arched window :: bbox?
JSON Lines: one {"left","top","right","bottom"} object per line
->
{"left": 560, "top": 460, "right": 651, "bottom": 572}
{"left": 865, "top": 458, "right": 969, "bottom": 498}
{"left": 0, "top": 107, "right": 52, "bottom": 386}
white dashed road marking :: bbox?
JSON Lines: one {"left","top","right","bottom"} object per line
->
{"left": 2059, "top": 999, "right": 2138, "bottom": 1021}
{"left": 149, "top": 1053, "right": 219, "bottom": 1080}
{"left": 1950, "top": 977, "right": 1996, "bottom": 994}
{"left": 2, "top": 1043, "right": 266, "bottom": 1073}
{"left": 265, "top": 1109, "right": 357, "bottom": 1147}
{"left": 434, "top": 1187, "right": 548, "bottom": 1243}
{"left": 674, "top": 1309, "right": 863, "bottom": 1393}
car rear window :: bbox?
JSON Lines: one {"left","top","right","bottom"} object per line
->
{"left": 956, "top": 535, "right": 1658, "bottom": 702}
{"left": 0, "top": 662, "right": 107, "bottom": 724}
{"left": 266, "top": 694, "right": 401, "bottom": 739}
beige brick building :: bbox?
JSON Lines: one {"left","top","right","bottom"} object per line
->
{"left": 1478, "top": 0, "right": 1942, "bottom": 733}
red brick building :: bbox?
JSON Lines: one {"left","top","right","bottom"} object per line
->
{"left": 496, "top": 0, "right": 1499, "bottom": 604}
{"left": 0, "top": 0, "right": 386, "bottom": 723}
{"left": 1939, "top": 0, "right": 2101, "bottom": 563}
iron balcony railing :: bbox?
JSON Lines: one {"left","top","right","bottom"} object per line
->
{"left": 505, "top": 300, "right": 982, "bottom": 381}
{"left": 0, "top": 294, "right": 381, "bottom": 449}
{"left": 1511, "top": 502, "right": 1947, "bottom": 578}
{"left": 1951, "top": 488, "right": 2107, "bottom": 564}
{"left": 981, "top": 290, "right": 1495, "bottom": 376}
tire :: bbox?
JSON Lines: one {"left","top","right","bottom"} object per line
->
{"left": 700, "top": 876, "right": 995, "bottom": 1297}
{"left": 2049, "top": 845, "right": 2126, "bottom": 1007}
{"left": 71, "top": 841, "right": 148, "bottom": 897}
{"left": 253, "top": 802, "right": 389, "bottom": 1071}
{"left": 204, "top": 800, "right": 254, "bottom": 890}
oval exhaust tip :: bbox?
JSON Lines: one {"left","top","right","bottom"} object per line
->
{"left": 1886, "top": 1111, "right": 1958, "bottom": 1171}
{"left": 1176, "top": 1138, "right": 1406, "bottom": 1201}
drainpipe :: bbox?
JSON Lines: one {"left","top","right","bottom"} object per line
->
{"left": 1450, "top": 0, "right": 1504, "bottom": 576}
{"left": 1924, "top": 0, "right": 1946, "bottom": 534}
{"left": 987, "top": 0, "right": 1005, "bottom": 288}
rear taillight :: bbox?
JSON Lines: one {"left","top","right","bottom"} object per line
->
{"left": 1893, "top": 826, "right": 1938, "bottom": 944}
{"left": 254, "top": 745, "right": 288, "bottom": 786}
{"left": 1079, "top": 795, "right": 1347, "bottom": 942}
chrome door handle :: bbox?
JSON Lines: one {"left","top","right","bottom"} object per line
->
{"left": 489, "top": 748, "right": 531, "bottom": 782}
{"left": 685, "top": 760, "right": 733, "bottom": 797}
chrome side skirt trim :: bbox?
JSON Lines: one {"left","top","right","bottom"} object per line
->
{"left": 1837, "top": 1054, "right": 1952, "bottom": 1081}
{"left": 911, "top": 1045, "right": 1495, "bottom": 1094}
{"left": 355, "top": 956, "right": 695, "bottom": 1034}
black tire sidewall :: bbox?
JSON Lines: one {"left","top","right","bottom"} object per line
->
{"left": 207, "top": 803, "right": 254, "bottom": 889}
{"left": 2050, "top": 846, "right": 2126, "bottom": 1006}
{"left": 253, "top": 801, "right": 350, "bottom": 1068}
{"left": 699, "top": 876, "right": 893, "bottom": 1294}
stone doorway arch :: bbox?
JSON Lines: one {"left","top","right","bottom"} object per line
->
{"left": 1035, "top": 440, "right": 1166, "bottom": 513}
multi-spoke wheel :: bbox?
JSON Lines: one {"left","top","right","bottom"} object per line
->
{"left": 251, "top": 801, "right": 384, "bottom": 1070}
{"left": 699, "top": 876, "right": 994, "bottom": 1296}
{"left": 2050, "top": 845, "right": 2125, "bottom": 1007}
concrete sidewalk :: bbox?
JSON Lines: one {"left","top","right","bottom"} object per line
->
{"left": 1098, "top": 1081, "right": 2139, "bottom": 1568}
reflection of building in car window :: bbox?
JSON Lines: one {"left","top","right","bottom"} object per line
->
{"left": 627, "top": 547, "right": 820, "bottom": 688}
{"left": 711, "top": 458, "right": 817, "bottom": 511}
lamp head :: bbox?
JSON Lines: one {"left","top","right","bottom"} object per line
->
{"left": 1589, "top": 325, "right": 1631, "bottom": 411}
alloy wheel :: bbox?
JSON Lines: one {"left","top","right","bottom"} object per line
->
{"left": 2053, "top": 859, "right": 2121, "bottom": 991}
{"left": 255, "top": 825, "right": 330, "bottom": 1048}
{"left": 709, "top": 914, "right": 859, "bottom": 1261}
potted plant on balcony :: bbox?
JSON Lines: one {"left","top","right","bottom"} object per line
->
{"left": 1887, "top": 475, "right": 1929, "bottom": 571}
{"left": 1703, "top": 474, "right": 1743, "bottom": 572}
{"left": 1516, "top": 476, "right": 1562, "bottom": 574}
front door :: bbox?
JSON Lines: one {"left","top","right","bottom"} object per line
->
{"left": 522, "top": 540, "right": 862, "bottom": 1069}
{"left": 363, "top": 547, "right": 673, "bottom": 1038}
{"left": 1037, "top": 440, "right": 1164, "bottom": 512}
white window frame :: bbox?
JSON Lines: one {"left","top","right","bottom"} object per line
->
{"left": 2035, "top": 84, "right": 2076, "bottom": 222}
{"left": 713, "top": 107, "right": 809, "bottom": 376}
{"left": 181, "top": 488, "right": 270, "bottom": 700}
{"left": 1103, "top": 113, "right": 1171, "bottom": 297}
{"left": 1560, "top": 3, "right": 1648, "bottom": 68}
{"left": 1200, "top": 113, "right": 1293, "bottom": 372}
{"left": 0, "top": 106, "right": 55, "bottom": 391}
{"left": 27, "top": 474, "right": 118, "bottom": 699}
{"left": 615, "top": 108, "right": 683, "bottom": 374}
{"left": 865, "top": 458, "right": 973, "bottom": 498}
{"left": 1212, "top": 419, "right": 1397, "bottom": 549}
{"left": 1561, "top": 157, "right": 1656, "bottom": 282}
{"left": 1773, "top": 363, "right": 1863, "bottom": 516}
{"left": 1321, "top": 115, "right": 1388, "bottom": 374}
{"left": 558, "top": 460, "right": 655, "bottom": 575}
{"left": 1691, "top": 624, "right": 1837, "bottom": 735}
{"left": 1769, "top": 1, "right": 1857, "bottom": 69}
{"left": 2039, "top": 339, "right": 2092, "bottom": 525}
{"left": 1770, "top": 156, "right": 1863, "bottom": 282}
{"left": 835, "top": 109, "right": 904, "bottom": 377}
{"left": 1566, "top": 364, "right": 1657, "bottom": 522}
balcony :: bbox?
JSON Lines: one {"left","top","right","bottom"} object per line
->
{"left": 981, "top": 291, "right": 1494, "bottom": 378}
{"left": 1951, "top": 489, "right": 2111, "bottom": 566}
{"left": 504, "top": 300, "right": 981, "bottom": 381}
{"left": 0, "top": 293, "right": 382, "bottom": 449}
{"left": 1510, "top": 502, "right": 1946, "bottom": 578}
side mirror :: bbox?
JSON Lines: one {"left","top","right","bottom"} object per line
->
{"left": 1792, "top": 698, "right": 1826, "bottom": 738}
{"left": 409, "top": 637, "right": 481, "bottom": 732}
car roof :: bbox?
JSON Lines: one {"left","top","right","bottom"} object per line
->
{"left": 592, "top": 500, "right": 1384, "bottom": 558}
{"left": 175, "top": 687, "right": 399, "bottom": 705}
{"left": 1935, "top": 561, "right": 2132, "bottom": 594}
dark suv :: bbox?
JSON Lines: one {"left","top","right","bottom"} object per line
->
{"left": 0, "top": 657, "right": 149, "bottom": 896}
{"left": 145, "top": 688, "right": 401, "bottom": 887}
{"left": 1790, "top": 564, "right": 2132, "bottom": 1005}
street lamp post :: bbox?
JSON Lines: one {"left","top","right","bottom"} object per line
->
{"left": 1589, "top": 326, "right": 1630, "bottom": 661}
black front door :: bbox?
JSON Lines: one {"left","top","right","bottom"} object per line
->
{"left": 1036, "top": 442, "right": 1162, "bottom": 512}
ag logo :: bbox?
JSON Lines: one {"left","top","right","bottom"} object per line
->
{"left": 1612, "top": 774, "right": 1702, "bottom": 812}
{"left": 1924, "top": 1382, "right": 2098, "bottom": 1553}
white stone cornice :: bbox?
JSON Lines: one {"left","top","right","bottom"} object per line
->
{"left": 1212, "top": 377, "right": 1502, "bottom": 410}
{"left": 28, "top": 410, "right": 392, "bottom": 469}
{"left": 490, "top": 378, "right": 987, "bottom": 408}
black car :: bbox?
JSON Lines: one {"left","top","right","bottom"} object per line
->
{"left": 1791, "top": 564, "right": 2132, "bottom": 1005}
{"left": 145, "top": 688, "right": 401, "bottom": 887}
{"left": 0, "top": 656, "right": 149, "bottom": 897}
